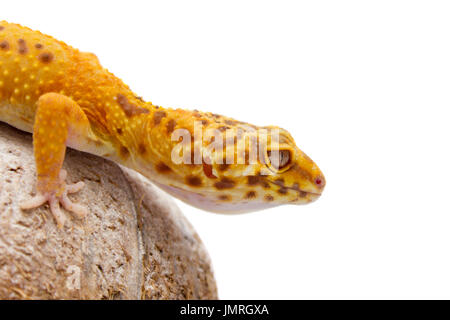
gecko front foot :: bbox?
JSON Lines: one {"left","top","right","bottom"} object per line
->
{"left": 21, "top": 170, "right": 88, "bottom": 228}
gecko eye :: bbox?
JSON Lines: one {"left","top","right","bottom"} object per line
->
{"left": 266, "top": 149, "right": 292, "bottom": 172}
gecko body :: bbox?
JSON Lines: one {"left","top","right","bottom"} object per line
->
{"left": 0, "top": 21, "right": 325, "bottom": 227}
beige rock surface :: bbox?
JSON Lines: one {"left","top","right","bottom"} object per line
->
{"left": 0, "top": 122, "right": 217, "bottom": 299}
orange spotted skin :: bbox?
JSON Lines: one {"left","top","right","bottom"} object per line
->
{"left": 0, "top": 21, "right": 325, "bottom": 226}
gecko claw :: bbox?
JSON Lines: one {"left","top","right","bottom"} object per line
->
{"left": 21, "top": 170, "right": 87, "bottom": 228}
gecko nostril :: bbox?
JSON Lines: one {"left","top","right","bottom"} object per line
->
{"left": 315, "top": 176, "right": 325, "bottom": 188}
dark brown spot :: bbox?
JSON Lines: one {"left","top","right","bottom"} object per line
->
{"left": 165, "top": 119, "right": 176, "bottom": 134}
{"left": 278, "top": 187, "right": 288, "bottom": 195}
{"left": 201, "top": 119, "right": 209, "bottom": 126}
{"left": 120, "top": 146, "right": 130, "bottom": 158}
{"left": 203, "top": 162, "right": 217, "bottom": 179}
{"left": 225, "top": 119, "right": 237, "bottom": 125}
{"left": 35, "top": 43, "right": 43, "bottom": 49}
{"left": 117, "top": 94, "right": 149, "bottom": 117}
{"left": 275, "top": 178, "right": 285, "bottom": 186}
{"left": 193, "top": 110, "right": 202, "bottom": 118}
{"left": 135, "top": 96, "right": 144, "bottom": 101}
{"left": 245, "top": 191, "right": 256, "bottom": 199}
{"left": 38, "top": 52, "right": 54, "bottom": 63}
{"left": 186, "top": 176, "right": 202, "bottom": 187}
{"left": 0, "top": 26, "right": 4, "bottom": 31}
{"left": 156, "top": 162, "right": 172, "bottom": 173}
{"left": 17, "top": 39, "right": 28, "bottom": 54}
{"left": 214, "top": 178, "right": 235, "bottom": 190}
{"left": 218, "top": 126, "right": 230, "bottom": 132}
{"left": 218, "top": 195, "right": 230, "bottom": 201}
{"left": 116, "top": 128, "right": 123, "bottom": 135}
{"left": 299, "top": 191, "right": 308, "bottom": 197}
{"left": 218, "top": 163, "right": 230, "bottom": 171}
{"left": 212, "top": 113, "right": 221, "bottom": 118}
{"left": 153, "top": 110, "right": 167, "bottom": 125}
{"left": 0, "top": 40, "right": 9, "bottom": 50}
{"left": 248, "top": 176, "right": 260, "bottom": 186}
{"left": 264, "top": 194, "right": 274, "bottom": 202}
{"left": 138, "top": 143, "right": 147, "bottom": 154}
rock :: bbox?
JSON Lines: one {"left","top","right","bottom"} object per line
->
{"left": 0, "top": 122, "right": 217, "bottom": 299}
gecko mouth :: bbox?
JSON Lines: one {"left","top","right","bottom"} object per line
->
{"left": 267, "top": 179, "right": 322, "bottom": 197}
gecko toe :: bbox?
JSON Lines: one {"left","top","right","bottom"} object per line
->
{"left": 66, "top": 181, "right": 85, "bottom": 194}
{"left": 60, "top": 193, "right": 88, "bottom": 219}
{"left": 20, "top": 194, "right": 47, "bottom": 210}
{"left": 49, "top": 196, "right": 67, "bottom": 229}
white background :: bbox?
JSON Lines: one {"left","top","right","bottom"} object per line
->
{"left": 4, "top": 1, "right": 450, "bottom": 299}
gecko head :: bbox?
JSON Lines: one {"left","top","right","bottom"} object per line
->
{"left": 152, "top": 125, "right": 325, "bottom": 213}
{"left": 271, "top": 134, "right": 325, "bottom": 203}
{"left": 228, "top": 126, "right": 326, "bottom": 208}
